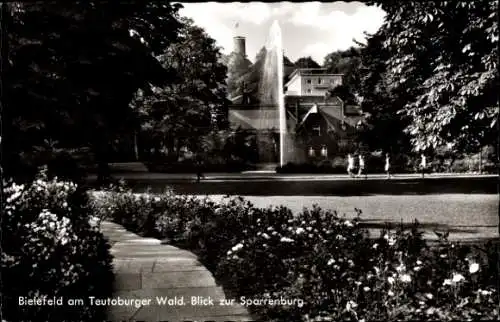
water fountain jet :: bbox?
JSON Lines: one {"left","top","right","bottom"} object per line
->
{"left": 260, "top": 20, "right": 286, "bottom": 167}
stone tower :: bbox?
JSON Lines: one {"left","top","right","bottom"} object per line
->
{"left": 233, "top": 36, "right": 246, "bottom": 57}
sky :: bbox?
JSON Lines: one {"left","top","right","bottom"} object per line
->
{"left": 178, "top": 2, "right": 386, "bottom": 64}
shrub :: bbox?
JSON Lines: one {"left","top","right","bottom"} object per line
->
{"left": 89, "top": 190, "right": 499, "bottom": 321}
{"left": 1, "top": 169, "right": 114, "bottom": 322}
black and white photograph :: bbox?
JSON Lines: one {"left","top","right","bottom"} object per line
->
{"left": 1, "top": 1, "right": 499, "bottom": 321}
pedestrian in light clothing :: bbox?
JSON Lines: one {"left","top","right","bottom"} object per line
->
{"left": 347, "top": 154, "right": 355, "bottom": 177}
{"left": 385, "top": 153, "right": 391, "bottom": 179}
{"left": 420, "top": 154, "right": 427, "bottom": 178}
{"left": 357, "top": 154, "right": 366, "bottom": 179}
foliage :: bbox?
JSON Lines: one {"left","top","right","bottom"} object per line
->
{"left": 357, "top": 29, "right": 413, "bottom": 155}
{"left": 226, "top": 52, "right": 253, "bottom": 98}
{"left": 91, "top": 189, "right": 499, "bottom": 321}
{"left": 323, "top": 47, "right": 363, "bottom": 100}
{"left": 132, "top": 17, "right": 229, "bottom": 162}
{"left": 365, "top": 0, "right": 499, "bottom": 153}
{"left": 227, "top": 46, "right": 297, "bottom": 103}
{"left": 2, "top": 2, "right": 183, "bottom": 182}
{"left": 294, "top": 56, "right": 321, "bottom": 69}
{"left": 1, "top": 169, "right": 114, "bottom": 322}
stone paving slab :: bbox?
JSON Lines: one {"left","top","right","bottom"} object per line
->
{"left": 141, "top": 270, "right": 217, "bottom": 289}
{"left": 100, "top": 221, "right": 253, "bottom": 322}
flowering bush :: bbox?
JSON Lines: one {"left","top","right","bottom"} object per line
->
{"left": 90, "top": 189, "right": 499, "bottom": 321}
{"left": 1, "top": 169, "right": 113, "bottom": 322}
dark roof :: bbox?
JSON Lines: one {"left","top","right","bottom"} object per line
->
{"left": 287, "top": 68, "right": 344, "bottom": 82}
{"left": 285, "top": 95, "right": 342, "bottom": 106}
{"left": 344, "top": 105, "right": 363, "bottom": 116}
{"left": 228, "top": 95, "right": 363, "bottom": 132}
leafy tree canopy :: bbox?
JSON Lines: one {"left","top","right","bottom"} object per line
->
{"left": 2, "top": 2, "right": 184, "bottom": 181}
{"left": 131, "top": 17, "right": 229, "bottom": 160}
{"left": 365, "top": 0, "right": 499, "bottom": 153}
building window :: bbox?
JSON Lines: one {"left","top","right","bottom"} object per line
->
{"left": 306, "top": 79, "right": 312, "bottom": 84}
{"left": 307, "top": 89, "right": 312, "bottom": 94}
{"left": 318, "top": 78, "right": 322, "bottom": 84}
{"left": 312, "top": 125, "right": 321, "bottom": 136}
{"left": 308, "top": 147, "right": 315, "bottom": 157}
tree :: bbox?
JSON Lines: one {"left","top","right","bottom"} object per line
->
{"left": 356, "top": 29, "right": 412, "bottom": 155}
{"left": 294, "top": 56, "right": 320, "bottom": 69}
{"left": 133, "top": 17, "right": 229, "bottom": 162}
{"left": 226, "top": 49, "right": 252, "bottom": 98}
{"left": 366, "top": 0, "right": 499, "bottom": 154}
{"left": 2, "top": 2, "right": 183, "bottom": 182}
{"left": 323, "top": 47, "right": 363, "bottom": 98}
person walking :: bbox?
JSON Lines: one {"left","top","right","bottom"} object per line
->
{"left": 385, "top": 153, "right": 391, "bottom": 179}
{"left": 347, "top": 154, "right": 355, "bottom": 178}
{"left": 358, "top": 154, "right": 366, "bottom": 179}
{"left": 195, "top": 155, "right": 205, "bottom": 183}
{"left": 420, "top": 154, "right": 427, "bottom": 178}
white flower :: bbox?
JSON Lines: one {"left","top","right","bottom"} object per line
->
{"left": 443, "top": 279, "right": 452, "bottom": 286}
{"left": 440, "top": 254, "right": 447, "bottom": 258}
{"left": 479, "top": 289, "right": 492, "bottom": 296}
{"left": 388, "top": 237, "right": 396, "bottom": 246}
{"left": 355, "top": 281, "right": 362, "bottom": 286}
{"left": 469, "top": 262, "right": 479, "bottom": 274}
{"left": 327, "top": 259, "right": 335, "bottom": 266}
{"left": 346, "top": 300, "right": 358, "bottom": 311}
{"left": 416, "top": 260, "right": 422, "bottom": 265}
{"left": 231, "top": 243, "right": 244, "bottom": 252}
{"left": 400, "top": 274, "right": 411, "bottom": 283}
{"left": 372, "top": 243, "right": 378, "bottom": 249}
{"left": 388, "top": 290, "right": 394, "bottom": 296}
{"left": 388, "top": 276, "right": 395, "bottom": 285}
{"left": 363, "top": 286, "right": 370, "bottom": 292}
{"left": 426, "top": 307, "right": 436, "bottom": 315}
{"left": 306, "top": 226, "right": 312, "bottom": 231}
{"left": 280, "top": 237, "right": 294, "bottom": 243}
{"left": 373, "top": 267, "right": 380, "bottom": 275}
{"left": 425, "top": 293, "right": 433, "bottom": 300}
{"left": 344, "top": 220, "right": 353, "bottom": 227}
{"left": 452, "top": 273, "right": 465, "bottom": 283}
{"left": 396, "top": 264, "right": 406, "bottom": 272}
{"left": 414, "top": 266, "right": 421, "bottom": 272}
{"left": 295, "top": 227, "right": 305, "bottom": 235}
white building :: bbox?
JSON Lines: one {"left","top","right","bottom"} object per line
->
{"left": 285, "top": 68, "right": 343, "bottom": 96}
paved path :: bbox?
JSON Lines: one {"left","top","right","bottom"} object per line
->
{"left": 100, "top": 221, "right": 253, "bottom": 322}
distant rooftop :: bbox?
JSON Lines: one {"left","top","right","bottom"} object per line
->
{"left": 288, "top": 68, "right": 343, "bottom": 78}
